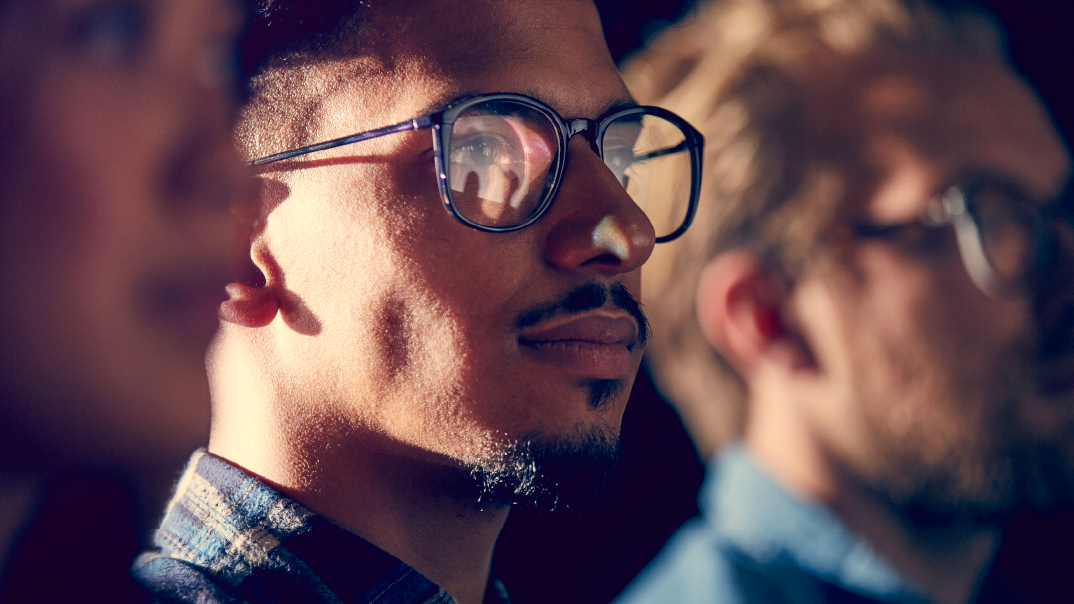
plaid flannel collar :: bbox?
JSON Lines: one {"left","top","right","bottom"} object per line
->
{"left": 135, "top": 449, "right": 511, "bottom": 604}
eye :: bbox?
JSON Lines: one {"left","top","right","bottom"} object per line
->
{"left": 602, "top": 117, "right": 643, "bottom": 184}
{"left": 603, "top": 146, "right": 637, "bottom": 179}
{"left": 450, "top": 133, "right": 516, "bottom": 167}
{"left": 71, "top": 2, "right": 147, "bottom": 64}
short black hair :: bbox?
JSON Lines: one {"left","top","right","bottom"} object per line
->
{"left": 239, "top": 0, "right": 368, "bottom": 83}
{"left": 235, "top": 0, "right": 372, "bottom": 162}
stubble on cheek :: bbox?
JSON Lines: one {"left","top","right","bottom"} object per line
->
{"left": 846, "top": 290, "right": 1042, "bottom": 523}
{"left": 367, "top": 285, "right": 485, "bottom": 454}
{"left": 374, "top": 295, "right": 412, "bottom": 385}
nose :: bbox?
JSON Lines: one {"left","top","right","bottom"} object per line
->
{"left": 541, "top": 136, "right": 656, "bottom": 275}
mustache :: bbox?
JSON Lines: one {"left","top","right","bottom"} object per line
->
{"left": 515, "top": 282, "right": 650, "bottom": 347}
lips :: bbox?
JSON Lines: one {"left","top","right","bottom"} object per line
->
{"left": 518, "top": 313, "right": 640, "bottom": 379}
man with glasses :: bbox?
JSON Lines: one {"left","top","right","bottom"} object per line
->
{"left": 133, "top": 1, "right": 700, "bottom": 603}
{"left": 615, "top": 0, "right": 1074, "bottom": 603}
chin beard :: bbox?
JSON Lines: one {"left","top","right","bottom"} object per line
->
{"left": 877, "top": 433, "right": 1074, "bottom": 530}
{"left": 466, "top": 423, "right": 621, "bottom": 513}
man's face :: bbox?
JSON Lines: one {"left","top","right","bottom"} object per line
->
{"left": 793, "top": 51, "right": 1074, "bottom": 523}
{"left": 249, "top": 0, "right": 654, "bottom": 506}
{"left": 0, "top": 0, "right": 244, "bottom": 467}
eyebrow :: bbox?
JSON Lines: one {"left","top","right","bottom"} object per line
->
{"left": 410, "top": 92, "right": 639, "bottom": 121}
{"left": 600, "top": 98, "right": 641, "bottom": 116}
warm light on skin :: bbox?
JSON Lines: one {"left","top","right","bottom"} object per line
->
{"left": 210, "top": 2, "right": 655, "bottom": 603}
{"left": 593, "top": 215, "right": 633, "bottom": 260}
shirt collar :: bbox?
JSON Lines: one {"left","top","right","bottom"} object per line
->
{"left": 701, "top": 443, "right": 930, "bottom": 602}
{"left": 145, "top": 449, "right": 511, "bottom": 604}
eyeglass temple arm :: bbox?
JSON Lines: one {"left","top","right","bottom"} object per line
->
{"left": 250, "top": 115, "right": 438, "bottom": 166}
{"left": 950, "top": 212, "right": 1000, "bottom": 298}
{"left": 633, "top": 140, "right": 688, "bottom": 163}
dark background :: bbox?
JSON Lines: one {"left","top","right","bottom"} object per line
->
{"left": 493, "top": 1, "right": 1074, "bottom": 603}
{"left": 591, "top": 0, "right": 1074, "bottom": 145}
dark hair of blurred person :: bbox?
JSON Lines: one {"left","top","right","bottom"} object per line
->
{"left": 615, "top": 0, "right": 1073, "bottom": 602}
{"left": 0, "top": 0, "right": 247, "bottom": 600}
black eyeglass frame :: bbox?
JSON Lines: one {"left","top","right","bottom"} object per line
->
{"left": 252, "top": 93, "right": 705, "bottom": 243}
{"left": 848, "top": 177, "right": 1073, "bottom": 299}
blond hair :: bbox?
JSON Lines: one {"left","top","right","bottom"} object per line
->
{"left": 624, "top": 0, "right": 1002, "bottom": 457}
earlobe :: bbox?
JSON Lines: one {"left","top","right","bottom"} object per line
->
{"left": 695, "top": 251, "right": 799, "bottom": 375}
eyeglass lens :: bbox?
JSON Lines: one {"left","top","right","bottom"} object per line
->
{"left": 601, "top": 113, "right": 693, "bottom": 241}
{"left": 967, "top": 182, "right": 1043, "bottom": 290}
{"left": 448, "top": 101, "right": 558, "bottom": 228}
{"left": 446, "top": 99, "right": 693, "bottom": 239}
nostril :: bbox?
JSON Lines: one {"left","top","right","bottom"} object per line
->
{"left": 583, "top": 253, "right": 626, "bottom": 267}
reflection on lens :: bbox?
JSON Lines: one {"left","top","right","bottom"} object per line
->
{"left": 603, "top": 113, "right": 692, "bottom": 240}
{"left": 448, "top": 101, "right": 557, "bottom": 228}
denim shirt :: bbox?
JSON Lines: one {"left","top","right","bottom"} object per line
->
{"left": 134, "top": 449, "right": 511, "bottom": 604}
{"left": 615, "top": 444, "right": 1011, "bottom": 604}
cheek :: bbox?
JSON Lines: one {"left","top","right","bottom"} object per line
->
{"left": 267, "top": 175, "right": 473, "bottom": 401}
{"left": 848, "top": 242, "right": 1031, "bottom": 372}
{"left": 2, "top": 84, "right": 160, "bottom": 366}
{"left": 838, "top": 248, "right": 1033, "bottom": 443}
{"left": 17, "top": 69, "right": 172, "bottom": 292}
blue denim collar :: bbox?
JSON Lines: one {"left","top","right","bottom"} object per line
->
{"left": 701, "top": 444, "right": 931, "bottom": 602}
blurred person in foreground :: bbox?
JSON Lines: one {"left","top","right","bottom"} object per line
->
{"left": 0, "top": 0, "right": 246, "bottom": 600}
{"left": 131, "top": 1, "right": 703, "bottom": 603}
{"left": 615, "top": 0, "right": 1074, "bottom": 602}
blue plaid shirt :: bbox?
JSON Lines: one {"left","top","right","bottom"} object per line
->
{"left": 134, "top": 450, "right": 512, "bottom": 604}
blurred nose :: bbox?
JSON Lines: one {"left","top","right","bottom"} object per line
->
{"left": 542, "top": 137, "right": 656, "bottom": 275}
{"left": 162, "top": 64, "right": 247, "bottom": 215}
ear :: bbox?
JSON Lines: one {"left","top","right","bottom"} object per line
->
{"left": 695, "top": 250, "right": 810, "bottom": 377}
{"left": 218, "top": 177, "right": 286, "bottom": 328}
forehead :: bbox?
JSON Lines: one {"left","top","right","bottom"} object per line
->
{"left": 323, "top": 0, "right": 630, "bottom": 129}
{"left": 828, "top": 51, "right": 1070, "bottom": 219}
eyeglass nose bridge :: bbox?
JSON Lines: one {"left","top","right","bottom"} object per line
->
{"left": 566, "top": 118, "right": 600, "bottom": 156}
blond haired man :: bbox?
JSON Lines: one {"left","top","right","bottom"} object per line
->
{"left": 617, "top": 0, "right": 1073, "bottom": 602}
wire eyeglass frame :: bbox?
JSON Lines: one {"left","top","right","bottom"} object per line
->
{"left": 251, "top": 93, "right": 704, "bottom": 243}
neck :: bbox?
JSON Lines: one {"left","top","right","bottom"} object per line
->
{"left": 826, "top": 478, "right": 999, "bottom": 604}
{"left": 746, "top": 388, "right": 999, "bottom": 604}
{"left": 210, "top": 421, "right": 506, "bottom": 604}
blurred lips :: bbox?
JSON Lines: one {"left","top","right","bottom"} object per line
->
{"left": 143, "top": 264, "right": 230, "bottom": 346}
{"left": 519, "top": 312, "right": 639, "bottom": 379}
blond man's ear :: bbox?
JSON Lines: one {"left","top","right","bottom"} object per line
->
{"left": 695, "top": 250, "right": 811, "bottom": 378}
